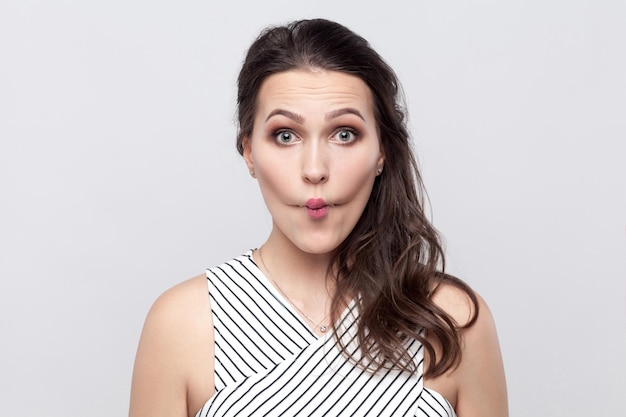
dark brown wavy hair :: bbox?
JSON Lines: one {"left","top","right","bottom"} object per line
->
{"left": 236, "top": 19, "right": 478, "bottom": 377}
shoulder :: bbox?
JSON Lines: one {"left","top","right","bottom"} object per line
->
{"left": 429, "top": 280, "right": 479, "bottom": 328}
{"left": 139, "top": 274, "right": 213, "bottom": 359}
{"left": 147, "top": 274, "right": 212, "bottom": 327}
{"left": 129, "top": 273, "right": 214, "bottom": 417}
{"left": 429, "top": 281, "right": 508, "bottom": 417}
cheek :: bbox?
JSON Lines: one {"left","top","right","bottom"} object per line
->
{"left": 253, "top": 154, "right": 295, "bottom": 200}
{"left": 337, "top": 154, "right": 380, "bottom": 196}
{"left": 343, "top": 171, "right": 374, "bottom": 197}
{"left": 259, "top": 172, "right": 288, "bottom": 197}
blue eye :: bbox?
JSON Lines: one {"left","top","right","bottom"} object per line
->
{"left": 274, "top": 130, "right": 298, "bottom": 145}
{"left": 332, "top": 129, "right": 358, "bottom": 144}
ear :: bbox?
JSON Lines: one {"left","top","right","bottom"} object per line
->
{"left": 242, "top": 135, "right": 255, "bottom": 175}
{"left": 376, "top": 149, "right": 385, "bottom": 175}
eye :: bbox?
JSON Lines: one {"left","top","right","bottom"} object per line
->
{"left": 331, "top": 128, "right": 358, "bottom": 144}
{"left": 273, "top": 130, "right": 299, "bottom": 145}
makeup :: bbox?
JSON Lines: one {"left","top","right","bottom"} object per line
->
{"left": 305, "top": 198, "right": 328, "bottom": 219}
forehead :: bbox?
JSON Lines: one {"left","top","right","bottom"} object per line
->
{"left": 255, "top": 70, "right": 375, "bottom": 119}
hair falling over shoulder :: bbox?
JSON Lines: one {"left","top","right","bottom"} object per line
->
{"left": 331, "top": 150, "right": 479, "bottom": 377}
{"left": 237, "top": 18, "right": 478, "bottom": 377}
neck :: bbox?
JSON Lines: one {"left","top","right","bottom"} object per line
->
{"left": 255, "top": 232, "right": 336, "bottom": 332}
{"left": 259, "top": 231, "right": 335, "bottom": 298}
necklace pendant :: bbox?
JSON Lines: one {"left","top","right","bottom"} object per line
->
{"left": 320, "top": 325, "right": 328, "bottom": 332}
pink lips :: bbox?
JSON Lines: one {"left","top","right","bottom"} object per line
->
{"left": 305, "top": 198, "right": 328, "bottom": 219}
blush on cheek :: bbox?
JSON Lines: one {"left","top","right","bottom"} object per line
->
{"left": 255, "top": 165, "right": 298, "bottom": 206}
{"left": 339, "top": 167, "right": 377, "bottom": 198}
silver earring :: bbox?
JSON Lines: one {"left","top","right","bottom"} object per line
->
{"left": 377, "top": 167, "right": 383, "bottom": 175}
{"left": 249, "top": 170, "right": 256, "bottom": 178}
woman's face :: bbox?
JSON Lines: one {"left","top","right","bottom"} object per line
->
{"left": 243, "top": 69, "right": 384, "bottom": 255}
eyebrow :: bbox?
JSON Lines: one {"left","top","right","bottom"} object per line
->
{"left": 265, "top": 107, "right": 365, "bottom": 123}
{"left": 325, "top": 108, "right": 365, "bottom": 121}
{"left": 265, "top": 109, "right": 304, "bottom": 123}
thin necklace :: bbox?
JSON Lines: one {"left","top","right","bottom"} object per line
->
{"left": 257, "top": 247, "right": 330, "bottom": 333}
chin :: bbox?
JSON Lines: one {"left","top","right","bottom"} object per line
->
{"left": 294, "top": 239, "right": 342, "bottom": 256}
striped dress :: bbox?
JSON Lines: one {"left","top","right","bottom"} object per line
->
{"left": 196, "top": 252, "right": 456, "bottom": 417}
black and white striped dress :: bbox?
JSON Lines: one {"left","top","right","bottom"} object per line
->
{"left": 196, "top": 252, "right": 456, "bottom": 417}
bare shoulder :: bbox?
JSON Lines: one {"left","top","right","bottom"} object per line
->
{"left": 139, "top": 274, "right": 213, "bottom": 361}
{"left": 148, "top": 274, "right": 212, "bottom": 325}
{"left": 429, "top": 281, "right": 479, "bottom": 328}
{"left": 129, "top": 274, "right": 215, "bottom": 417}
{"left": 430, "top": 282, "right": 509, "bottom": 417}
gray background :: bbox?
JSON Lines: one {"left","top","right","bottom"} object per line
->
{"left": 1, "top": 0, "right": 624, "bottom": 416}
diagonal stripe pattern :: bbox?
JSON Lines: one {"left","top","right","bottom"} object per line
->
{"left": 196, "top": 252, "right": 456, "bottom": 417}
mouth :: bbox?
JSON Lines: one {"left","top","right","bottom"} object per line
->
{"left": 305, "top": 198, "right": 327, "bottom": 209}
{"left": 305, "top": 198, "right": 330, "bottom": 219}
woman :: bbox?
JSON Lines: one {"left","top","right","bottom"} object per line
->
{"left": 129, "top": 19, "right": 508, "bottom": 417}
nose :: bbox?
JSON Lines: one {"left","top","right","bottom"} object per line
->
{"left": 301, "top": 140, "right": 329, "bottom": 184}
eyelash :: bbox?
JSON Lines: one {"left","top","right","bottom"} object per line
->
{"left": 272, "top": 129, "right": 299, "bottom": 146}
{"left": 331, "top": 128, "right": 359, "bottom": 144}
{"left": 270, "top": 127, "right": 360, "bottom": 146}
